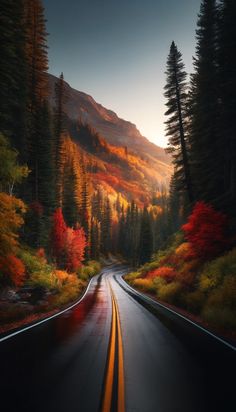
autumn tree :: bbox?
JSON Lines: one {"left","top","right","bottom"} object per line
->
{"left": 182, "top": 202, "right": 228, "bottom": 260}
{"left": 51, "top": 208, "right": 67, "bottom": 267}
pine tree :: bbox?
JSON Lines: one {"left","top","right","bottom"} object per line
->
{"left": 139, "top": 207, "right": 153, "bottom": 265}
{"left": 101, "top": 197, "right": 112, "bottom": 255}
{"left": 24, "top": 0, "right": 49, "bottom": 111}
{"left": 0, "top": 0, "right": 27, "bottom": 156}
{"left": 164, "top": 41, "right": 193, "bottom": 204}
{"left": 54, "top": 73, "right": 68, "bottom": 206}
{"left": 218, "top": 0, "right": 236, "bottom": 211}
{"left": 190, "top": 0, "right": 220, "bottom": 204}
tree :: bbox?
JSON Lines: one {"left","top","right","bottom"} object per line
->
{"left": 0, "top": 254, "right": 25, "bottom": 287}
{"left": 101, "top": 197, "right": 112, "bottom": 255}
{"left": 164, "top": 41, "right": 193, "bottom": 204}
{"left": 24, "top": 0, "right": 49, "bottom": 111}
{"left": 0, "top": 0, "right": 27, "bottom": 154}
{"left": 0, "top": 193, "right": 26, "bottom": 255}
{"left": 182, "top": 201, "right": 228, "bottom": 260}
{"left": 139, "top": 207, "right": 153, "bottom": 264}
{"left": 189, "top": 0, "right": 220, "bottom": 204}
{"left": 51, "top": 208, "right": 67, "bottom": 266}
{"left": 218, "top": 0, "right": 236, "bottom": 209}
{"left": 0, "top": 134, "right": 28, "bottom": 195}
{"left": 54, "top": 73, "right": 68, "bottom": 205}
{"left": 65, "top": 226, "right": 86, "bottom": 272}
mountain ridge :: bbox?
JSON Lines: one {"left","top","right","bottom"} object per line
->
{"left": 48, "top": 73, "right": 171, "bottom": 165}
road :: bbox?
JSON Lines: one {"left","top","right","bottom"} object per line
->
{"left": 0, "top": 264, "right": 235, "bottom": 412}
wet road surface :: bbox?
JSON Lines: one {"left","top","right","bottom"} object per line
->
{"left": 0, "top": 264, "right": 235, "bottom": 412}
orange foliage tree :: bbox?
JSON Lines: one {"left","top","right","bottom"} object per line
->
{"left": 0, "top": 255, "right": 25, "bottom": 287}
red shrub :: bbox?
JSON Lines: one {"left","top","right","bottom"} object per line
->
{"left": 147, "top": 266, "right": 177, "bottom": 282}
{"left": 182, "top": 202, "right": 228, "bottom": 261}
{"left": 0, "top": 254, "right": 25, "bottom": 287}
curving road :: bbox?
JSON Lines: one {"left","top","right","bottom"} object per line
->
{"left": 0, "top": 264, "right": 235, "bottom": 412}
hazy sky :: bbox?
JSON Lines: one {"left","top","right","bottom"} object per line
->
{"left": 43, "top": 0, "right": 201, "bottom": 147}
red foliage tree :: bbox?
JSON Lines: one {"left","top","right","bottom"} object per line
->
{"left": 51, "top": 208, "right": 67, "bottom": 265}
{"left": 182, "top": 202, "right": 228, "bottom": 260}
{"left": 65, "top": 226, "right": 87, "bottom": 272}
{"left": 51, "top": 208, "right": 87, "bottom": 271}
{"left": 0, "top": 255, "right": 25, "bottom": 287}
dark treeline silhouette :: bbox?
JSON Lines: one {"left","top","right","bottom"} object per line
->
{"left": 165, "top": 0, "right": 236, "bottom": 226}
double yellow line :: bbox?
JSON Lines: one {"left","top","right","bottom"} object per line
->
{"left": 101, "top": 281, "right": 125, "bottom": 412}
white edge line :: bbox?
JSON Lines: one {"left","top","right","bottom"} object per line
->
{"left": 118, "top": 274, "right": 236, "bottom": 352}
{"left": 0, "top": 276, "right": 96, "bottom": 343}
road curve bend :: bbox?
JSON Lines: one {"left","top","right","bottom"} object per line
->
{"left": 0, "top": 264, "right": 235, "bottom": 412}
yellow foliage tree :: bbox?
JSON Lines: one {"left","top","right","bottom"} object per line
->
{"left": 0, "top": 193, "right": 26, "bottom": 255}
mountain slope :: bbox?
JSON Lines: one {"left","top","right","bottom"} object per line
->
{"left": 48, "top": 74, "right": 170, "bottom": 163}
{"left": 48, "top": 74, "right": 173, "bottom": 204}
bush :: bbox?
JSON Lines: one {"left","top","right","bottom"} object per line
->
{"left": 77, "top": 261, "right": 101, "bottom": 281}
{"left": 51, "top": 276, "right": 85, "bottom": 307}
{"left": 202, "top": 307, "right": 236, "bottom": 331}
{"left": 199, "top": 248, "right": 236, "bottom": 293}
{"left": 19, "top": 249, "right": 56, "bottom": 289}
{"left": 124, "top": 271, "right": 141, "bottom": 283}
{"left": 183, "top": 290, "right": 206, "bottom": 314}
{"left": 133, "top": 278, "right": 156, "bottom": 293}
{"left": 182, "top": 201, "right": 228, "bottom": 260}
{"left": 147, "top": 266, "right": 177, "bottom": 282}
{"left": 157, "top": 281, "right": 182, "bottom": 304}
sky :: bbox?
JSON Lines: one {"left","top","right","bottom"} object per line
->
{"left": 43, "top": 0, "right": 201, "bottom": 147}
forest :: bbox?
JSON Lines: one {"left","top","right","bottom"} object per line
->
{"left": 0, "top": 0, "right": 236, "bottom": 336}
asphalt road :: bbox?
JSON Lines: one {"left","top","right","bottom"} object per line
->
{"left": 0, "top": 264, "right": 235, "bottom": 412}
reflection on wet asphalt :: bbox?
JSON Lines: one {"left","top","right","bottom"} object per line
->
{"left": 0, "top": 264, "right": 235, "bottom": 412}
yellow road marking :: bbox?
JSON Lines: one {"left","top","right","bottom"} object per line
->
{"left": 101, "top": 282, "right": 116, "bottom": 412}
{"left": 101, "top": 280, "right": 125, "bottom": 412}
{"left": 112, "top": 289, "right": 125, "bottom": 412}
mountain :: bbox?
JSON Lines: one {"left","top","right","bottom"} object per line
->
{"left": 48, "top": 74, "right": 173, "bottom": 204}
{"left": 48, "top": 74, "right": 170, "bottom": 162}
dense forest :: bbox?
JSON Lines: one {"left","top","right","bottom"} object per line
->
{"left": 126, "top": 0, "right": 236, "bottom": 335}
{"left": 0, "top": 0, "right": 236, "bottom": 333}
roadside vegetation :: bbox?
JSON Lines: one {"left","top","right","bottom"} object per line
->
{"left": 125, "top": 202, "right": 236, "bottom": 336}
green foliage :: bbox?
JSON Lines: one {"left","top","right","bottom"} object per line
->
{"left": 77, "top": 260, "right": 101, "bottom": 281}
{"left": 0, "top": 134, "right": 28, "bottom": 194}
{"left": 19, "top": 249, "right": 56, "bottom": 289}
{"left": 156, "top": 281, "right": 182, "bottom": 304}
{"left": 51, "top": 276, "right": 85, "bottom": 307}
{"left": 199, "top": 248, "right": 236, "bottom": 293}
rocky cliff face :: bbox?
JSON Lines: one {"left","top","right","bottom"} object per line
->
{"left": 48, "top": 73, "right": 170, "bottom": 165}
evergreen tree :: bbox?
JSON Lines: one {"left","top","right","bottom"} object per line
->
{"left": 0, "top": 0, "right": 27, "bottom": 156}
{"left": 218, "top": 0, "right": 236, "bottom": 211}
{"left": 190, "top": 0, "right": 220, "bottom": 204}
{"left": 139, "top": 207, "right": 153, "bottom": 264}
{"left": 54, "top": 73, "right": 68, "bottom": 206}
{"left": 164, "top": 41, "right": 193, "bottom": 204}
{"left": 101, "top": 197, "right": 112, "bottom": 255}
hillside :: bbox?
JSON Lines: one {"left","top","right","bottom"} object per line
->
{"left": 48, "top": 74, "right": 172, "bottom": 203}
